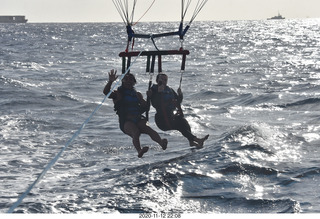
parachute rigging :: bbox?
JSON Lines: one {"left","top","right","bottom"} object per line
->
{"left": 112, "top": 0, "right": 208, "bottom": 121}
{"left": 112, "top": 0, "right": 208, "bottom": 52}
{"left": 113, "top": 0, "right": 208, "bottom": 73}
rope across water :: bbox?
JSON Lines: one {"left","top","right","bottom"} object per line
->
{"left": 7, "top": 51, "right": 143, "bottom": 213}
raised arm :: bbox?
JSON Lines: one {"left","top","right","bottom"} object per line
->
{"left": 103, "top": 69, "right": 118, "bottom": 97}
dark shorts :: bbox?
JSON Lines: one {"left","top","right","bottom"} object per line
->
{"left": 119, "top": 115, "right": 146, "bottom": 133}
{"left": 155, "top": 113, "right": 196, "bottom": 141}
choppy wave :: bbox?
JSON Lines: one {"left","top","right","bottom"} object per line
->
{"left": 279, "top": 97, "right": 320, "bottom": 109}
{"left": 2, "top": 20, "right": 320, "bottom": 213}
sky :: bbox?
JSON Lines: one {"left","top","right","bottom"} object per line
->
{"left": 1, "top": 0, "right": 320, "bottom": 23}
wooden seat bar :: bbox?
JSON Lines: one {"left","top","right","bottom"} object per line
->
{"left": 119, "top": 50, "right": 190, "bottom": 74}
{"left": 119, "top": 49, "right": 189, "bottom": 57}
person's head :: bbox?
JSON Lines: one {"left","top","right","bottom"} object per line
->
{"left": 156, "top": 73, "right": 168, "bottom": 86}
{"left": 122, "top": 73, "right": 137, "bottom": 88}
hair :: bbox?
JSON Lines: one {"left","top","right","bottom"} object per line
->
{"left": 156, "top": 73, "right": 168, "bottom": 83}
{"left": 122, "top": 73, "right": 137, "bottom": 84}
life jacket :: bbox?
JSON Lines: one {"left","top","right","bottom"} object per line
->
{"left": 114, "top": 86, "right": 146, "bottom": 123}
{"left": 150, "top": 85, "right": 179, "bottom": 117}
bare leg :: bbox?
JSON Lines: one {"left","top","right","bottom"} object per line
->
{"left": 138, "top": 120, "right": 168, "bottom": 150}
{"left": 123, "top": 121, "right": 149, "bottom": 158}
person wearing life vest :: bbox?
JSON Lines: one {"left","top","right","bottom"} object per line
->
{"left": 103, "top": 69, "right": 168, "bottom": 158}
{"left": 147, "top": 73, "right": 209, "bottom": 148}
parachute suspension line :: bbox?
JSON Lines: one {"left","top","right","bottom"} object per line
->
{"left": 7, "top": 51, "right": 143, "bottom": 214}
{"left": 179, "top": 71, "right": 184, "bottom": 89}
{"left": 130, "top": 0, "right": 138, "bottom": 25}
{"left": 113, "top": 0, "right": 156, "bottom": 26}
{"left": 179, "top": 53, "right": 187, "bottom": 89}
{"left": 146, "top": 53, "right": 163, "bottom": 121}
{"left": 178, "top": 0, "right": 208, "bottom": 43}
{"left": 114, "top": 0, "right": 208, "bottom": 52}
{"left": 151, "top": 37, "right": 160, "bottom": 51}
{"left": 146, "top": 70, "right": 154, "bottom": 121}
{"left": 133, "top": 0, "right": 156, "bottom": 26}
{"left": 189, "top": 0, "right": 208, "bottom": 24}
{"left": 112, "top": 0, "right": 129, "bottom": 25}
{"left": 123, "top": 0, "right": 129, "bottom": 23}
{"left": 181, "top": 0, "right": 192, "bottom": 22}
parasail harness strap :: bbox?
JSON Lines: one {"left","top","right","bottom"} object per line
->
{"left": 119, "top": 50, "right": 189, "bottom": 121}
{"left": 114, "top": 0, "right": 208, "bottom": 119}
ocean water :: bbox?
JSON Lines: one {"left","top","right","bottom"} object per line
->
{"left": 1, "top": 19, "right": 320, "bottom": 214}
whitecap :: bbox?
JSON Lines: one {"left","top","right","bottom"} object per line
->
{"left": 302, "top": 133, "right": 320, "bottom": 142}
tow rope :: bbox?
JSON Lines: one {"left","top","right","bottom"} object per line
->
{"left": 7, "top": 51, "right": 143, "bottom": 213}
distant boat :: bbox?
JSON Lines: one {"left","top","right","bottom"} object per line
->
{"left": 0, "top": 16, "right": 28, "bottom": 23}
{"left": 268, "top": 12, "right": 285, "bottom": 20}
